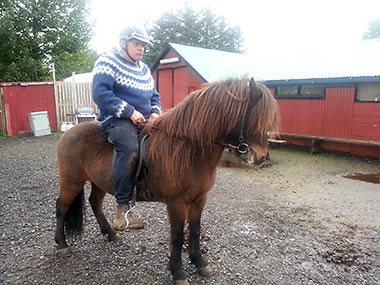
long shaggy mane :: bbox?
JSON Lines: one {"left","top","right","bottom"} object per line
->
{"left": 144, "top": 77, "right": 279, "bottom": 184}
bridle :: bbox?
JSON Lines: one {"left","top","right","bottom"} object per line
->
{"left": 217, "top": 110, "right": 250, "bottom": 155}
{"left": 217, "top": 78, "right": 262, "bottom": 158}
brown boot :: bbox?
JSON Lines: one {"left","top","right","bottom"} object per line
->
{"left": 112, "top": 204, "right": 144, "bottom": 231}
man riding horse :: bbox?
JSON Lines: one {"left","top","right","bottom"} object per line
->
{"left": 92, "top": 25, "right": 161, "bottom": 231}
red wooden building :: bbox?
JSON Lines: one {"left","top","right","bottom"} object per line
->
{"left": 151, "top": 43, "right": 252, "bottom": 111}
{"left": 152, "top": 43, "right": 380, "bottom": 158}
{"left": 265, "top": 77, "right": 380, "bottom": 158}
{"left": 0, "top": 82, "right": 58, "bottom": 136}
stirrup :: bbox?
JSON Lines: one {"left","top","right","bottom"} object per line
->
{"left": 124, "top": 205, "right": 141, "bottom": 229}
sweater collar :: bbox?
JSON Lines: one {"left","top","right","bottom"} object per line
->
{"left": 115, "top": 51, "right": 140, "bottom": 68}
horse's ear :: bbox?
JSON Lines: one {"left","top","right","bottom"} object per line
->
{"left": 249, "top": 77, "right": 262, "bottom": 106}
{"left": 249, "top": 77, "right": 256, "bottom": 91}
{"left": 249, "top": 77, "right": 258, "bottom": 97}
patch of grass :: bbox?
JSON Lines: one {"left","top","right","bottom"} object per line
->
{"left": 52, "top": 131, "right": 64, "bottom": 137}
{"left": 0, "top": 132, "right": 7, "bottom": 139}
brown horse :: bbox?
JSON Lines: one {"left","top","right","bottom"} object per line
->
{"left": 55, "top": 77, "right": 279, "bottom": 285}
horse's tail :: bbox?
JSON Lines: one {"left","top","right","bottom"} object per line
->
{"left": 63, "top": 190, "right": 85, "bottom": 239}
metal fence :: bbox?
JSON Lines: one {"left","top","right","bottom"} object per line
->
{"left": 54, "top": 81, "right": 98, "bottom": 125}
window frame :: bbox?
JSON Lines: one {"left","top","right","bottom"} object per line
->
{"left": 274, "top": 84, "right": 326, "bottom": 99}
{"left": 355, "top": 82, "right": 380, "bottom": 103}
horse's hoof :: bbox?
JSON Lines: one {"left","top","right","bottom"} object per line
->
{"left": 173, "top": 279, "right": 189, "bottom": 285}
{"left": 111, "top": 232, "right": 122, "bottom": 242}
{"left": 56, "top": 247, "right": 72, "bottom": 256}
{"left": 198, "top": 264, "right": 214, "bottom": 277}
{"left": 108, "top": 233, "right": 122, "bottom": 242}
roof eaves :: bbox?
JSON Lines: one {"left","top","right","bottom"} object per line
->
{"left": 265, "top": 75, "right": 380, "bottom": 86}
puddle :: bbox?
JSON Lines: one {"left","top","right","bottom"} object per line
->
{"left": 343, "top": 173, "right": 380, "bottom": 185}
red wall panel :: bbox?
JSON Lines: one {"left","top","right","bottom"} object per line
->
{"left": 277, "top": 99, "right": 325, "bottom": 135}
{"left": 173, "top": 66, "right": 204, "bottom": 106}
{"left": 157, "top": 69, "right": 173, "bottom": 111}
{"left": 321, "top": 87, "right": 354, "bottom": 153}
{"left": 351, "top": 103, "right": 380, "bottom": 140}
{"left": 3, "top": 83, "right": 58, "bottom": 136}
{"left": 173, "top": 67, "right": 189, "bottom": 106}
{"left": 323, "top": 87, "right": 353, "bottom": 138}
{"left": 0, "top": 89, "right": 4, "bottom": 133}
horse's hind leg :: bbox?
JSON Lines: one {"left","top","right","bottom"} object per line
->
{"left": 89, "top": 183, "right": 120, "bottom": 242}
{"left": 55, "top": 197, "right": 71, "bottom": 254}
{"left": 188, "top": 196, "right": 214, "bottom": 277}
{"left": 55, "top": 182, "right": 85, "bottom": 255}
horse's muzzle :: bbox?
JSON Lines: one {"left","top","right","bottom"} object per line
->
{"left": 240, "top": 148, "right": 268, "bottom": 166}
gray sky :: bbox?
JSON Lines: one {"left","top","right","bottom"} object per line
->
{"left": 89, "top": 0, "right": 379, "bottom": 52}
{"left": 89, "top": 0, "right": 380, "bottom": 79}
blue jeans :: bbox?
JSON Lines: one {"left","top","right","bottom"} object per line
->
{"left": 105, "top": 119, "right": 139, "bottom": 206}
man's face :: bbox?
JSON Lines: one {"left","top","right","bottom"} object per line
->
{"left": 126, "top": 39, "right": 146, "bottom": 61}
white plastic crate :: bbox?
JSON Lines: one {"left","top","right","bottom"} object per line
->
{"left": 29, "top": 111, "right": 52, "bottom": 136}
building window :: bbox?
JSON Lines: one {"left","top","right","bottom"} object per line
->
{"left": 275, "top": 84, "right": 325, "bottom": 99}
{"left": 356, "top": 83, "right": 380, "bottom": 102}
{"left": 300, "top": 85, "right": 324, "bottom": 97}
{"left": 277, "top": 85, "right": 298, "bottom": 97}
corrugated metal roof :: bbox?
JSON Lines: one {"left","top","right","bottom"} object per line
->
{"left": 169, "top": 40, "right": 380, "bottom": 83}
{"left": 169, "top": 43, "right": 254, "bottom": 82}
{"left": 265, "top": 76, "right": 380, "bottom": 86}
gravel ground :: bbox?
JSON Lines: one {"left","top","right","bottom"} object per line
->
{"left": 1, "top": 134, "right": 379, "bottom": 285}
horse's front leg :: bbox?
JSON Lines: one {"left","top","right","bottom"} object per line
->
{"left": 167, "top": 201, "right": 189, "bottom": 285}
{"left": 188, "top": 195, "right": 214, "bottom": 277}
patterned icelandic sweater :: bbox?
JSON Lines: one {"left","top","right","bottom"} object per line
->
{"left": 92, "top": 51, "right": 161, "bottom": 128}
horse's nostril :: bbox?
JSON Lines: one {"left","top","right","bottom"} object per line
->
{"left": 255, "top": 156, "right": 265, "bottom": 165}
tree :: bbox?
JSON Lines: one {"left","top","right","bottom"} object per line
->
{"left": 144, "top": 6, "right": 244, "bottom": 67}
{"left": 362, "top": 18, "right": 380, "bottom": 39}
{"left": 52, "top": 48, "right": 98, "bottom": 79}
{"left": 0, "top": 0, "right": 95, "bottom": 82}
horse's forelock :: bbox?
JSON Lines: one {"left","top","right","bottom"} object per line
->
{"left": 246, "top": 83, "right": 279, "bottom": 143}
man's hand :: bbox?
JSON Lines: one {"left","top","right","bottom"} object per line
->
{"left": 130, "top": 110, "right": 146, "bottom": 124}
{"left": 149, "top": 113, "right": 160, "bottom": 121}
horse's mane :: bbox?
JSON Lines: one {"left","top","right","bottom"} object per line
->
{"left": 144, "top": 77, "right": 279, "bottom": 184}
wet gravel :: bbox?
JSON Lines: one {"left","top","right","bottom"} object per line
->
{"left": 1, "top": 134, "right": 379, "bottom": 284}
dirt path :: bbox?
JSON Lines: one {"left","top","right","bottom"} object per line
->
{"left": 0, "top": 135, "right": 379, "bottom": 284}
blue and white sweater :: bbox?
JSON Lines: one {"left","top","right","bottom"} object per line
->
{"left": 92, "top": 51, "right": 161, "bottom": 128}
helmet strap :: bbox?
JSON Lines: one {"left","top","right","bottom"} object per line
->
{"left": 121, "top": 45, "right": 137, "bottom": 63}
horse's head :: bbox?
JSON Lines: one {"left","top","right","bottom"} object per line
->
{"left": 235, "top": 140, "right": 269, "bottom": 165}
{"left": 223, "top": 135, "right": 270, "bottom": 166}
{"left": 223, "top": 78, "right": 279, "bottom": 166}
